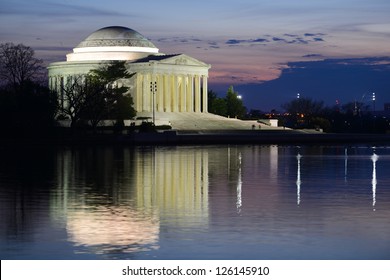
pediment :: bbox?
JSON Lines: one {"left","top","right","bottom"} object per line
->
{"left": 157, "top": 54, "right": 210, "bottom": 67}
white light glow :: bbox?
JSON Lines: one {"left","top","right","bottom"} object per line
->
{"left": 73, "top": 46, "right": 159, "bottom": 54}
{"left": 67, "top": 46, "right": 159, "bottom": 62}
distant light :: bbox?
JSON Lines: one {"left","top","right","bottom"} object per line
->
{"left": 372, "top": 92, "right": 376, "bottom": 101}
{"left": 237, "top": 95, "right": 242, "bottom": 99}
{"left": 297, "top": 93, "right": 300, "bottom": 99}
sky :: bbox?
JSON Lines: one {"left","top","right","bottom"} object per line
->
{"left": 1, "top": 0, "right": 390, "bottom": 111}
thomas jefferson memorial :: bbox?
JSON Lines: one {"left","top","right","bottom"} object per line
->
{"left": 49, "top": 26, "right": 209, "bottom": 113}
{"left": 48, "top": 26, "right": 268, "bottom": 129}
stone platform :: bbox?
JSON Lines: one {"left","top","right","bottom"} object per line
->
{"left": 135, "top": 112, "right": 284, "bottom": 131}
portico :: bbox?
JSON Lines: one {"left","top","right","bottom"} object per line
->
{"left": 132, "top": 54, "right": 209, "bottom": 113}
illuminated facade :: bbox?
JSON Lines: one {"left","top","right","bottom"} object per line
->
{"left": 47, "top": 26, "right": 211, "bottom": 118}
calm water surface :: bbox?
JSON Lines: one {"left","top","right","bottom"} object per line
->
{"left": 1, "top": 145, "right": 389, "bottom": 259}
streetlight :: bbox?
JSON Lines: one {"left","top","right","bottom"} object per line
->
{"left": 297, "top": 93, "right": 300, "bottom": 99}
{"left": 372, "top": 92, "right": 376, "bottom": 111}
{"left": 150, "top": 81, "right": 157, "bottom": 125}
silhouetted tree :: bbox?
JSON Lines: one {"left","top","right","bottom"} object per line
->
{"left": 282, "top": 97, "right": 324, "bottom": 116}
{"left": 88, "top": 61, "right": 136, "bottom": 126}
{"left": 281, "top": 97, "right": 326, "bottom": 129}
{"left": 0, "top": 43, "right": 43, "bottom": 88}
{"left": 225, "top": 86, "right": 246, "bottom": 118}
{"left": 0, "top": 43, "right": 57, "bottom": 136}
{"left": 59, "top": 61, "right": 136, "bottom": 128}
{"left": 341, "top": 101, "right": 369, "bottom": 116}
{"left": 247, "top": 109, "right": 266, "bottom": 119}
{"left": 208, "top": 89, "right": 227, "bottom": 116}
{"left": 207, "top": 86, "right": 246, "bottom": 118}
{"left": 60, "top": 75, "right": 91, "bottom": 127}
{"left": 0, "top": 81, "right": 58, "bottom": 134}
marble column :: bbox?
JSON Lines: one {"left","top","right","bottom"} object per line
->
{"left": 136, "top": 74, "right": 143, "bottom": 112}
{"left": 157, "top": 74, "right": 164, "bottom": 112}
{"left": 186, "top": 75, "right": 194, "bottom": 112}
{"left": 179, "top": 75, "right": 186, "bottom": 112}
{"left": 194, "top": 75, "right": 201, "bottom": 113}
{"left": 54, "top": 76, "right": 61, "bottom": 109}
{"left": 172, "top": 75, "right": 178, "bottom": 112}
{"left": 62, "top": 76, "right": 67, "bottom": 110}
{"left": 49, "top": 76, "right": 53, "bottom": 90}
{"left": 55, "top": 76, "right": 60, "bottom": 94}
{"left": 142, "top": 74, "right": 150, "bottom": 112}
{"left": 202, "top": 76, "right": 208, "bottom": 113}
{"left": 150, "top": 74, "right": 156, "bottom": 114}
{"left": 164, "top": 74, "right": 170, "bottom": 112}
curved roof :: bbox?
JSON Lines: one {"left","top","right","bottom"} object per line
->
{"left": 76, "top": 26, "right": 157, "bottom": 49}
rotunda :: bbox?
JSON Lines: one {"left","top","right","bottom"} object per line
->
{"left": 66, "top": 26, "right": 159, "bottom": 62}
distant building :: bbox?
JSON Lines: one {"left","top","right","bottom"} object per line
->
{"left": 48, "top": 26, "right": 211, "bottom": 117}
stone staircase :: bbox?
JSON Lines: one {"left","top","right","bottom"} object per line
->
{"left": 135, "top": 112, "right": 284, "bottom": 131}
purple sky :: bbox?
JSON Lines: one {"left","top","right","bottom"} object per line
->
{"left": 1, "top": 0, "right": 390, "bottom": 110}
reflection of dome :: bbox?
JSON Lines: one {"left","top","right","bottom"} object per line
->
{"left": 66, "top": 26, "right": 159, "bottom": 62}
{"left": 76, "top": 26, "right": 157, "bottom": 49}
{"left": 66, "top": 205, "right": 159, "bottom": 254}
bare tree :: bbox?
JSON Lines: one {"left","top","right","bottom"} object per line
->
{"left": 282, "top": 97, "right": 325, "bottom": 116}
{"left": 60, "top": 75, "right": 90, "bottom": 127}
{"left": 0, "top": 43, "right": 43, "bottom": 88}
{"left": 59, "top": 61, "right": 136, "bottom": 128}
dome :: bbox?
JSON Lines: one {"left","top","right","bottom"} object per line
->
{"left": 66, "top": 26, "right": 159, "bottom": 62}
{"left": 76, "top": 26, "right": 157, "bottom": 49}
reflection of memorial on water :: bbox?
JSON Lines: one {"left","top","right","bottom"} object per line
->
{"left": 52, "top": 147, "right": 210, "bottom": 255}
{"left": 66, "top": 205, "right": 160, "bottom": 253}
{"left": 133, "top": 147, "right": 209, "bottom": 226}
{"left": 1, "top": 145, "right": 390, "bottom": 260}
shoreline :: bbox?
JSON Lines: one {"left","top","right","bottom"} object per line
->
{"left": 2, "top": 129, "right": 390, "bottom": 146}
{"left": 125, "top": 130, "right": 390, "bottom": 145}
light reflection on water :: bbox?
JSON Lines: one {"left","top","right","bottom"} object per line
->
{"left": 0, "top": 145, "right": 390, "bottom": 259}
{"left": 371, "top": 153, "right": 378, "bottom": 209}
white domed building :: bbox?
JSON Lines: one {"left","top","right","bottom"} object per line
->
{"left": 48, "top": 26, "right": 211, "bottom": 125}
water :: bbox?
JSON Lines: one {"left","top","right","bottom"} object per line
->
{"left": 1, "top": 145, "right": 390, "bottom": 260}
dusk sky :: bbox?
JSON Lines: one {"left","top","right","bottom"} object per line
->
{"left": 1, "top": 0, "right": 390, "bottom": 110}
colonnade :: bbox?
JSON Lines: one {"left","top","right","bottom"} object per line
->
{"left": 49, "top": 75, "right": 66, "bottom": 109}
{"left": 135, "top": 73, "right": 208, "bottom": 113}
{"left": 49, "top": 72, "right": 209, "bottom": 114}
